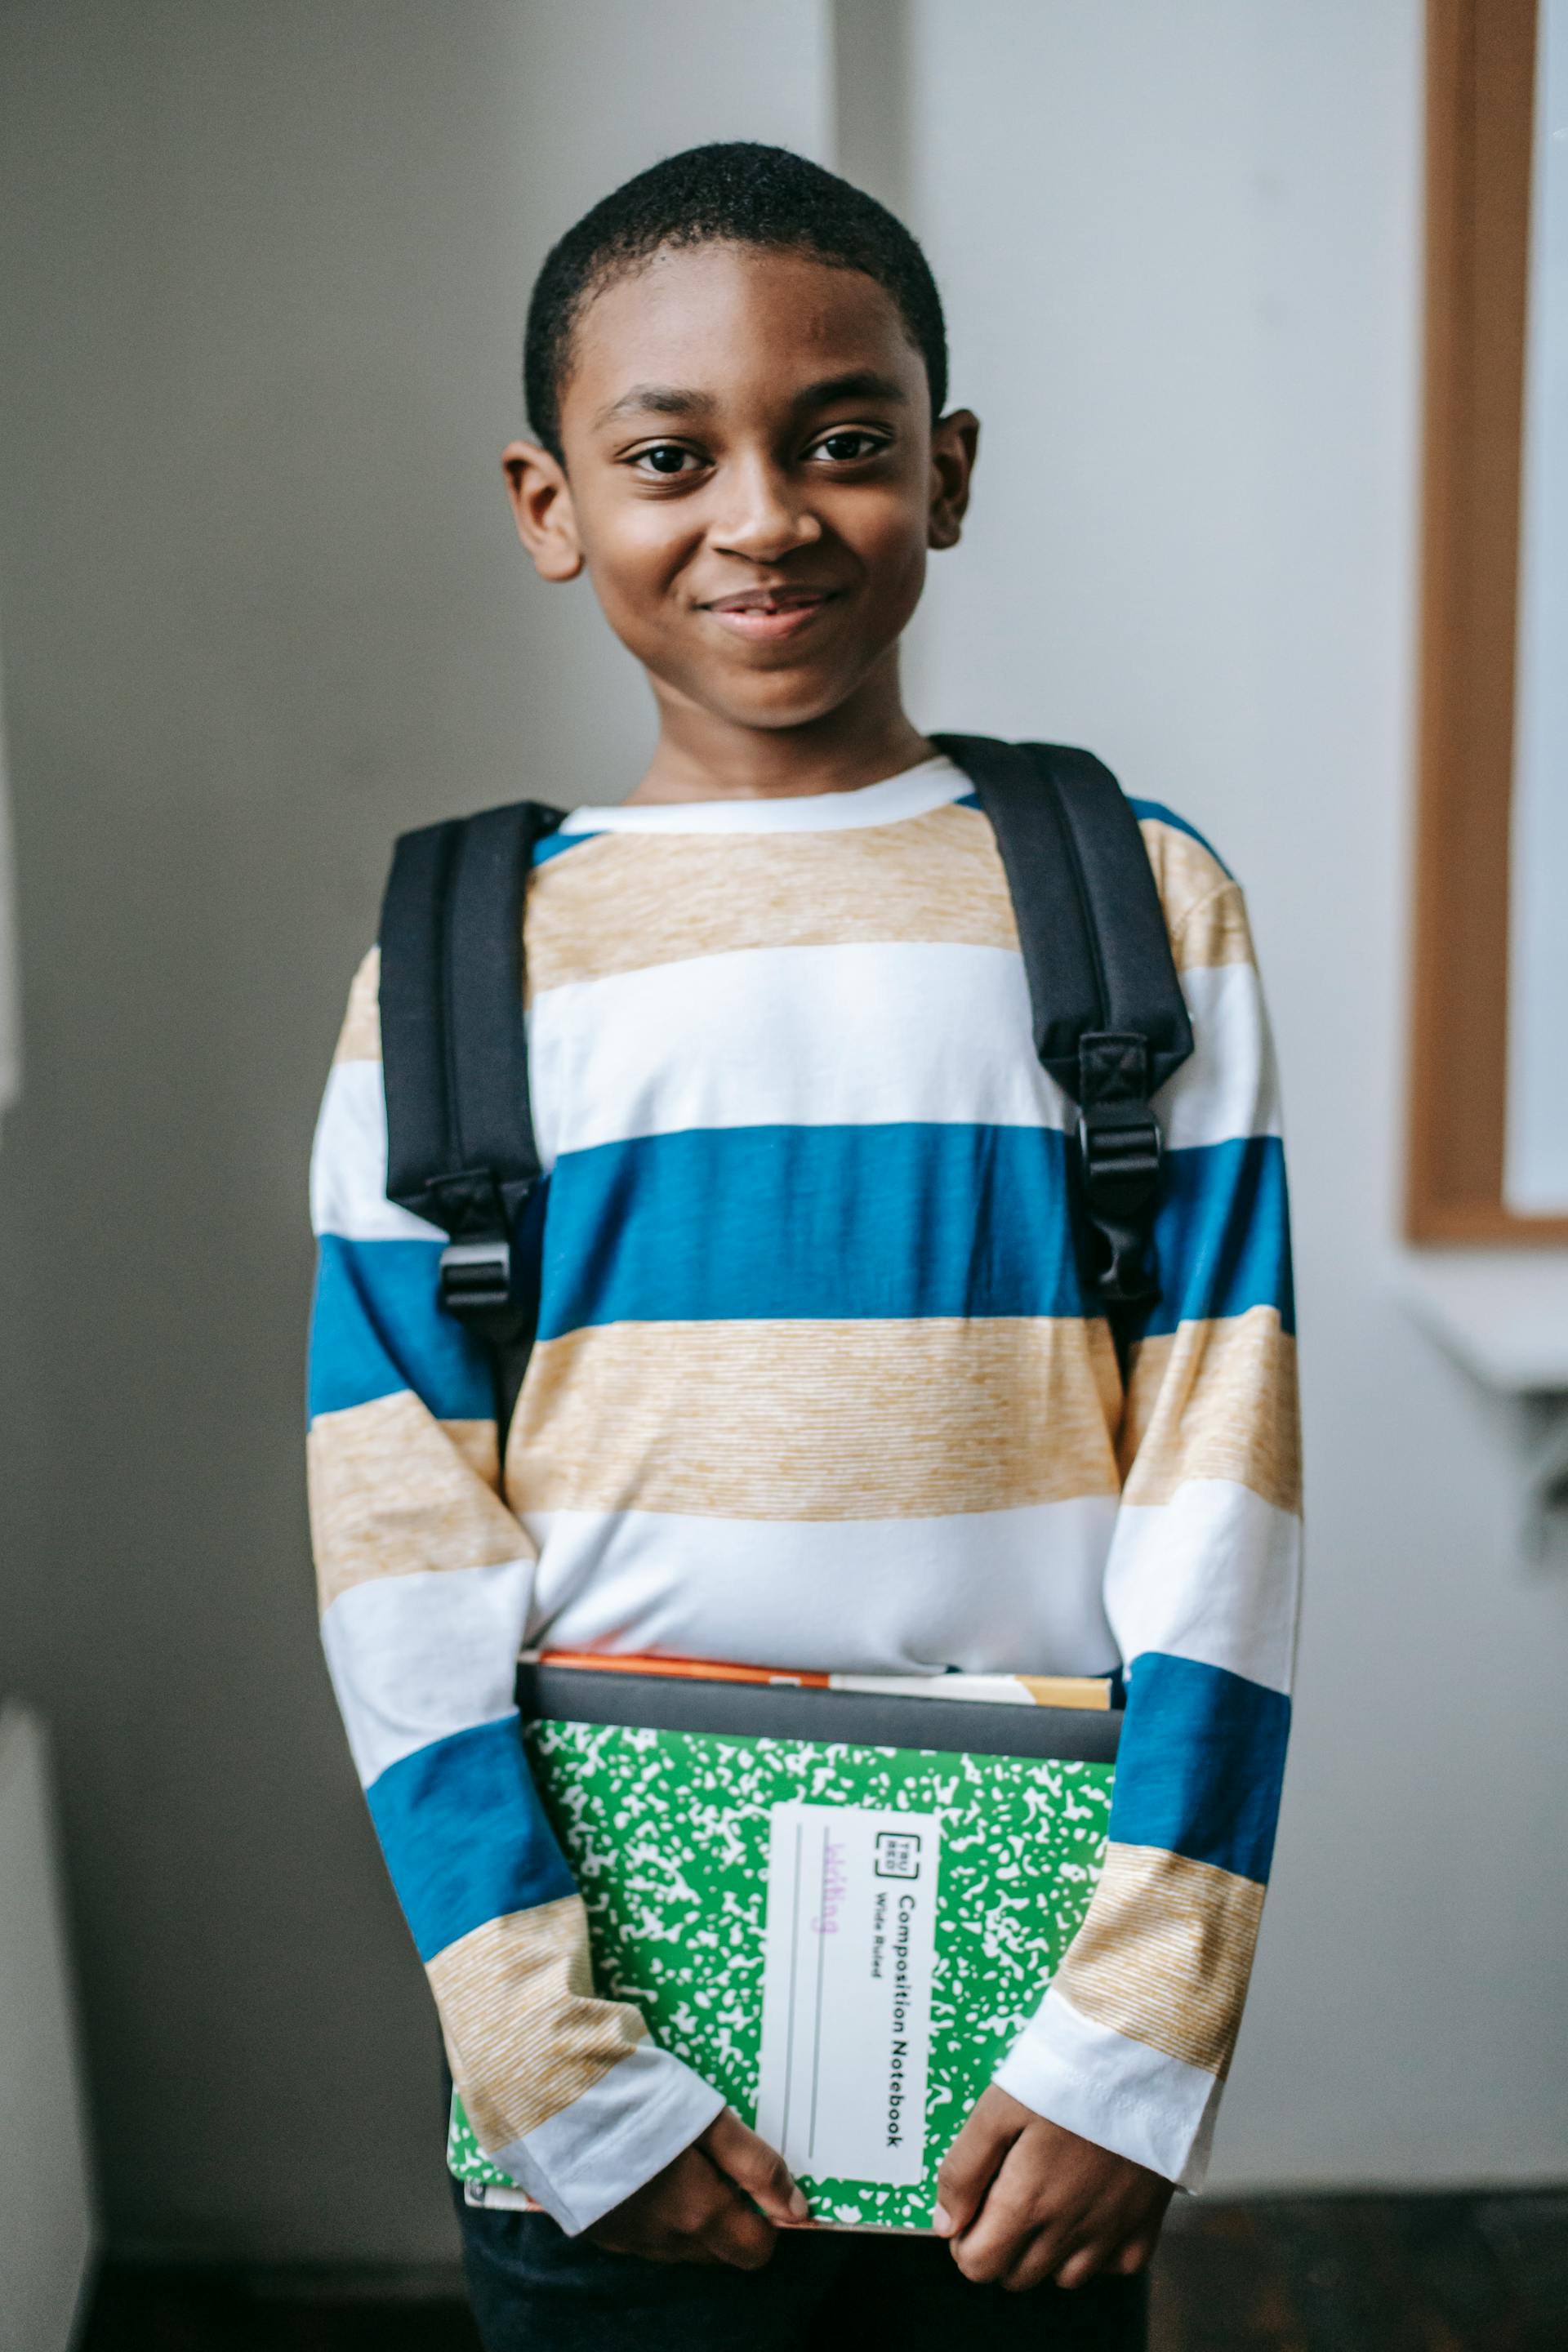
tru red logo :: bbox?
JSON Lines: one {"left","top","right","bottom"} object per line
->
{"left": 874, "top": 1830, "right": 922, "bottom": 1880}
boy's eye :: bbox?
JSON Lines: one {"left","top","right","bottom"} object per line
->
{"left": 810, "top": 430, "right": 889, "bottom": 464}
{"left": 630, "top": 443, "right": 702, "bottom": 477}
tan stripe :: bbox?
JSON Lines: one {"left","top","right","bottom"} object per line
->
{"left": 443, "top": 1417, "right": 501, "bottom": 1492}
{"left": 1169, "top": 876, "right": 1254, "bottom": 973}
{"left": 507, "top": 1317, "right": 1121, "bottom": 1520}
{"left": 334, "top": 947, "right": 382, "bottom": 1063}
{"left": 524, "top": 802, "right": 1018, "bottom": 996}
{"left": 337, "top": 821, "right": 1236, "bottom": 1052}
{"left": 429, "top": 1897, "right": 645, "bottom": 2148}
{"left": 1136, "top": 821, "right": 1238, "bottom": 953}
{"left": 1057, "top": 1842, "right": 1266, "bottom": 2077}
{"left": 1118, "top": 1308, "right": 1300, "bottom": 1516}
{"left": 309, "top": 1389, "right": 523, "bottom": 1612}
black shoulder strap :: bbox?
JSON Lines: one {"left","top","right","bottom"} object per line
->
{"left": 379, "top": 800, "right": 564, "bottom": 1363}
{"left": 932, "top": 734, "right": 1194, "bottom": 1305}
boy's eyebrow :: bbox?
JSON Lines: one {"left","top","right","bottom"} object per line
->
{"left": 794, "top": 370, "right": 909, "bottom": 411}
{"left": 591, "top": 370, "right": 911, "bottom": 433}
{"left": 592, "top": 383, "right": 714, "bottom": 430}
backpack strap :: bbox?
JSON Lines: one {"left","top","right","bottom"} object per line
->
{"left": 932, "top": 734, "right": 1195, "bottom": 1307}
{"left": 378, "top": 800, "right": 565, "bottom": 1361}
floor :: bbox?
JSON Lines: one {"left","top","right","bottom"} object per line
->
{"left": 80, "top": 2189, "right": 1568, "bottom": 2352}
{"left": 79, "top": 2267, "right": 483, "bottom": 2352}
{"left": 1151, "top": 2190, "right": 1568, "bottom": 2352}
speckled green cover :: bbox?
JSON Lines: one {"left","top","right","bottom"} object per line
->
{"left": 448, "top": 1718, "right": 1113, "bottom": 2230}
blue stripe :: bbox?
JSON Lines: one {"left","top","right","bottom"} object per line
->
{"left": 1110, "top": 1652, "right": 1290, "bottom": 1882}
{"left": 308, "top": 1235, "right": 495, "bottom": 1422}
{"left": 1143, "top": 1136, "right": 1293, "bottom": 1338}
{"left": 537, "top": 1123, "right": 1089, "bottom": 1339}
{"left": 1129, "top": 800, "right": 1233, "bottom": 876}
{"left": 531, "top": 828, "right": 594, "bottom": 867}
{"left": 366, "top": 1715, "right": 576, "bottom": 1963}
{"left": 534, "top": 1124, "right": 1289, "bottom": 1341}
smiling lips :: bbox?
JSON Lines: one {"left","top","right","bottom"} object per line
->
{"left": 701, "top": 586, "right": 841, "bottom": 643}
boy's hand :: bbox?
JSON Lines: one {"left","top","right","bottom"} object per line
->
{"left": 585, "top": 2109, "right": 809, "bottom": 2268}
{"left": 935, "top": 2087, "right": 1172, "bottom": 2292}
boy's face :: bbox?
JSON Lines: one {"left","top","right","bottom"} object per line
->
{"left": 505, "top": 244, "right": 977, "bottom": 733}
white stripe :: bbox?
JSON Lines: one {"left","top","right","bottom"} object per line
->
{"left": 523, "top": 1499, "right": 1122, "bottom": 1678}
{"left": 528, "top": 947, "right": 1276, "bottom": 1169}
{"left": 494, "top": 2042, "right": 725, "bottom": 2235}
{"left": 308, "top": 1067, "right": 444, "bottom": 1251}
{"left": 528, "top": 942, "right": 1063, "bottom": 1167}
{"left": 555, "top": 755, "right": 965, "bottom": 837}
{"left": 321, "top": 1559, "right": 532, "bottom": 1787}
{"left": 1103, "top": 1482, "right": 1301, "bottom": 1696}
{"left": 1163, "top": 960, "right": 1281, "bottom": 1148}
{"left": 310, "top": 1059, "right": 443, "bottom": 1244}
{"left": 995, "top": 1985, "right": 1220, "bottom": 2189}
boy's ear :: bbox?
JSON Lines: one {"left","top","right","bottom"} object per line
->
{"left": 502, "top": 439, "right": 585, "bottom": 582}
{"left": 927, "top": 409, "right": 980, "bottom": 552}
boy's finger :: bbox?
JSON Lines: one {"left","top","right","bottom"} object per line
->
{"left": 663, "top": 2147, "right": 737, "bottom": 2263}
{"left": 951, "top": 2189, "right": 1066, "bottom": 2287}
{"left": 595, "top": 2149, "right": 724, "bottom": 2264}
{"left": 1051, "top": 2238, "right": 1108, "bottom": 2292}
{"left": 700, "top": 2109, "right": 811, "bottom": 2223}
{"left": 1004, "top": 2229, "right": 1085, "bottom": 2296}
{"left": 947, "top": 2145, "right": 1054, "bottom": 2285}
{"left": 933, "top": 2089, "right": 1024, "bottom": 2238}
{"left": 950, "top": 2132, "right": 1078, "bottom": 2286}
{"left": 684, "top": 2158, "right": 777, "bottom": 2271}
{"left": 702, "top": 2198, "right": 778, "bottom": 2271}
{"left": 1114, "top": 2231, "right": 1157, "bottom": 2275}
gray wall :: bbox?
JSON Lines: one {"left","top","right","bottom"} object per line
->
{"left": 0, "top": 0, "right": 827, "bottom": 2264}
{"left": 2, "top": 0, "right": 1563, "bottom": 2274}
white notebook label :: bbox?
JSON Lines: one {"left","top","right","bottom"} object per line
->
{"left": 755, "top": 1802, "right": 941, "bottom": 2185}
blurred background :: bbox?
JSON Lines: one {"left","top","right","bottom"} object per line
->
{"left": 0, "top": 2, "right": 1564, "bottom": 2346}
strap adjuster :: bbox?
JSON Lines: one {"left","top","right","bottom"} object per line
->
{"left": 1076, "top": 1098, "right": 1162, "bottom": 1214}
{"left": 1076, "top": 1099, "right": 1164, "bottom": 1306}
{"left": 439, "top": 1239, "right": 513, "bottom": 1321}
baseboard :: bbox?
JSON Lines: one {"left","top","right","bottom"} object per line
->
{"left": 94, "top": 2256, "right": 468, "bottom": 2305}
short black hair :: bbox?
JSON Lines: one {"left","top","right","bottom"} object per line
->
{"left": 523, "top": 141, "right": 948, "bottom": 461}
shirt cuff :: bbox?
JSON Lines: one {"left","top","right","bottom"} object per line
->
{"left": 487, "top": 2042, "right": 727, "bottom": 2235}
{"left": 993, "top": 1986, "right": 1222, "bottom": 2189}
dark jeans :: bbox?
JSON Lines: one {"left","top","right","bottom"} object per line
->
{"left": 452, "top": 2185, "right": 1149, "bottom": 2352}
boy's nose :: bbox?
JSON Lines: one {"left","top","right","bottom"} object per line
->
{"left": 710, "top": 461, "right": 824, "bottom": 564}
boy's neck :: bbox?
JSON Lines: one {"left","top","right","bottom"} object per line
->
{"left": 626, "top": 662, "right": 933, "bottom": 805}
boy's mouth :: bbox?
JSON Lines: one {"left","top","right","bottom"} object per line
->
{"left": 700, "top": 586, "right": 840, "bottom": 644}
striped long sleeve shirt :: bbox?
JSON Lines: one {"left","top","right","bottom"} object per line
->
{"left": 306, "top": 753, "right": 1299, "bottom": 2232}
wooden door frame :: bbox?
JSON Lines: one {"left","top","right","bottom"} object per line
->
{"left": 1409, "top": 0, "right": 1567, "bottom": 1240}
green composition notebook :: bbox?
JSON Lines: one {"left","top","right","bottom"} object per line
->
{"left": 449, "top": 1665, "right": 1121, "bottom": 2232}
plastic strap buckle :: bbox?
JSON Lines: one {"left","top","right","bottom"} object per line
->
{"left": 438, "top": 1238, "right": 514, "bottom": 1322}
{"left": 1076, "top": 1097, "right": 1163, "bottom": 1306}
{"left": 1076, "top": 1098, "right": 1162, "bottom": 1214}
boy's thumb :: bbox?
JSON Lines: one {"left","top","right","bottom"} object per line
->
{"left": 700, "top": 2109, "right": 812, "bottom": 2223}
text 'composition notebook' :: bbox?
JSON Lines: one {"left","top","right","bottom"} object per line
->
{"left": 450, "top": 1661, "right": 1121, "bottom": 2233}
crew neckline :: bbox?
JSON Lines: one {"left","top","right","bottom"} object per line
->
{"left": 555, "top": 753, "right": 967, "bottom": 836}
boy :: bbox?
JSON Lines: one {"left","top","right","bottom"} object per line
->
{"left": 307, "top": 144, "right": 1298, "bottom": 2350}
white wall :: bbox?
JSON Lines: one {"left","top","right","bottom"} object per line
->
{"left": 1508, "top": 0, "right": 1568, "bottom": 1212}
{"left": 902, "top": 0, "right": 1568, "bottom": 2189}
{"left": 0, "top": 0, "right": 1561, "bottom": 2277}
{"left": 0, "top": 0, "right": 828, "bottom": 2265}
